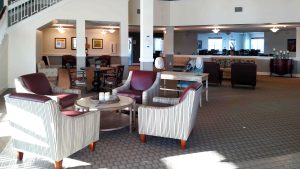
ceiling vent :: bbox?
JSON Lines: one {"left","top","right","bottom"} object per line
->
{"left": 235, "top": 7, "right": 243, "bottom": 12}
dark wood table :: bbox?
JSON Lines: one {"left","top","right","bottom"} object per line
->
{"left": 81, "top": 67, "right": 115, "bottom": 91}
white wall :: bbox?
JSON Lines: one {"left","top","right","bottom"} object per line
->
{"left": 174, "top": 31, "right": 198, "bottom": 54}
{"left": 0, "top": 35, "right": 8, "bottom": 92}
{"left": 129, "top": 0, "right": 170, "bottom": 26}
{"left": 265, "top": 30, "right": 296, "bottom": 57}
{"left": 7, "top": 0, "right": 128, "bottom": 87}
{"left": 170, "top": 0, "right": 300, "bottom": 26}
{"left": 42, "top": 28, "right": 120, "bottom": 56}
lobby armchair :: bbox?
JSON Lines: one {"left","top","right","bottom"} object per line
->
{"left": 112, "top": 70, "right": 160, "bottom": 105}
{"left": 15, "top": 73, "right": 81, "bottom": 109}
{"left": 138, "top": 83, "right": 202, "bottom": 149}
{"left": 204, "top": 62, "right": 223, "bottom": 85}
{"left": 231, "top": 63, "right": 257, "bottom": 88}
{"left": 4, "top": 93, "right": 100, "bottom": 169}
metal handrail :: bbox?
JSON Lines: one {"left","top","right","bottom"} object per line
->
{"left": 0, "top": 6, "right": 6, "bottom": 20}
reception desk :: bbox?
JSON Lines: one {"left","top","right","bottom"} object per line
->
{"left": 173, "top": 55, "right": 300, "bottom": 77}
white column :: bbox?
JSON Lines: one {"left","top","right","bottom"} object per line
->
{"left": 164, "top": 26, "right": 174, "bottom": 55}
{"left": 140, "top": 0, "right": 154, "bottom": 70}
{"left": 120, "top": 18, "right": 129, "bottom": 77}
{"left": 163, "top": 27, "right": 174, "bottom": 70}
{"left": 296, "top": 27, "right": 300, "bottom": 59}
{"left": 76, "top": 19, "right": 86, "bottom": 71}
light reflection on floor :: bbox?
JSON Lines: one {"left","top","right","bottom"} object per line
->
{"left": 161, "top": 151, "right": 238, "bottom": 169}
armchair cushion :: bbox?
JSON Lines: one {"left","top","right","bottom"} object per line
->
{"left": 61, "top": 110, "right": 82, "bottom": 117}
{"left": 52, "top": 93, "right": 79, "bottom": 108}
{"left": 117, "top": 89, "right": 143, "bottom": 104}
{"left": 20, "top": 73, "right": 53, "bottom": 95}
{"left": 130, "top": 71, "right": 157, "bottom": 91}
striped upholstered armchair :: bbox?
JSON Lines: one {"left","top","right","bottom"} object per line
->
{"left": 4, "top": 93, "right": 100, "bottom": 169}
{"left": 138, "top": 83, "right": 202, "bottom": 149}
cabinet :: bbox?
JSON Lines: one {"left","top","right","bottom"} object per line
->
{"left": 270, "top": 59, "right": 293, "bottom": 77}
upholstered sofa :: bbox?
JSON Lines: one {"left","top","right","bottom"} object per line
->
{"left": 5, "top": 93, "right": 100, "bottom": 169}
{"left": 15, "top": 73, "right": 81, "bottom": 109}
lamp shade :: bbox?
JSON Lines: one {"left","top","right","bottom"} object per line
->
{"left": 155, "top": 57, "right": 165, "bottom": 69}
{"left": 195, "top": 57, "right": 203, "bottom": 69}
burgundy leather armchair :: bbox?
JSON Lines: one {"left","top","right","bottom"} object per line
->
{"left": 204, "top": 62, "right": 223, "bottom": 85}
{"left": 15, "top": 73, "right": 81, "bottom": 108}
{"left": 231, "top": 63, "right": 257, "bottom": 89}
{"left": 112, "top": 70, "right": 161, "bottom": 105}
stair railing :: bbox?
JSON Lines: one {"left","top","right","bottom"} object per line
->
{"left": 8, "top": 0, "right": 62, "bottom": 26}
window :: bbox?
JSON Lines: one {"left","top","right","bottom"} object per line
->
{"left": 208, "top": 38, "right": 222, "bottom": 51}
{"left": 154, "top": 38, "right": 164, "bottom": 52}
{"left": 251, "top": 38, "right": 264, "bottom": 52}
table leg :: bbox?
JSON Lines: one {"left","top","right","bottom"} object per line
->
{"left": 206, "top": 79, "right": 208, "bottom": 102}
{"left": 164, "top": 79, "right": 166, "bottom": 96}
{"left": 129, "top": 104, "right": 132, "bottom": 133}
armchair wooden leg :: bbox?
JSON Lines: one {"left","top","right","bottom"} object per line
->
{"left": 89, "top": 142, "right": 96, "bottom": 152}
{"left": 140, "top": 134, "right": 146, "bottom": 143}
{"left": 17, "top": 151, "right": 23, "bottom": 161}
{"left": 180, "top": 140, "right": 187, "bottom": 150}
{"left": 55, "top": 160, "right": 63, "bottom": 169}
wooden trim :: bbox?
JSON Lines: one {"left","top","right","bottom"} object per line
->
{"left": 55, "top": 160, "right": 63, "bottom": 169}
{"left": 0, "top": 6, "right": 7, "bottom": 21}
{"left": 180, "top": 140, "right": 187, "bottom": 150}
{"left": 17, "top": 151, "right": 23, "bottom": 160}
{"left": 139, "top": 134, "right": 146, "bottom": 143}
{"left": 89, "top": 142, "right": 96, "bottom": 152}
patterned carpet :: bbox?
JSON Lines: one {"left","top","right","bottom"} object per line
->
{"left": 1, "top": 76, "right": 300, "bottom": 169}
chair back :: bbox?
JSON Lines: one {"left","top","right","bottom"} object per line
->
{"left": 130, "top": 70, "right": 157, "bottom": 91}
{"left": 231, "top": 63, "right": 257, "bottom": 86}
{"left": 179, "top": 82, "right": 202, "bottom": 102}
{"left": 116, "top": 65, "right": 125, "bottom": 84}
{"left": 95, "top": 55, "right": 111, "bottom": 67}
{"left": 204, "top": 62, "right": 222, "bottom": 84}
{"left": 57, "top": 68, "right": 72, "bottom": 89}
{"left": 18, "top": 73, "right": 52, "bottom": 95}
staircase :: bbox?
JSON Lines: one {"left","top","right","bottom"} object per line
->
{"left": 8, "top": 0, "right": 63, "bottom": 26}
{"left": 0, "top": 0, "right": 63, "bottom": 44}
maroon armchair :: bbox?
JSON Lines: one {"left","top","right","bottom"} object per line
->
{"left": 112, "top": 70, "right": 161, "bottom": 105}
{"left": 15, "top": 73, "right": 81, "bottom": 108}
{"left": 204, "top": 62, "right": 223, "bottom": 85}
{"left": 231, "top": 63, "right": 257, "bottom": 89}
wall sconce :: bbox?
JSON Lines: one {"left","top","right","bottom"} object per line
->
{"left": 212, "top": 27, "right": 220, "bottom": 34}
{"left": 270, "top": 27, "right": 279, "bottom": 33}
{"left": 108, "top": 28, "right": 116, "bottom": 33}
{"left": 101, "top": 30, "right": 107, "bottom": 35}
{"left": 57, "top": 25, "right": 65, "bottom": 34}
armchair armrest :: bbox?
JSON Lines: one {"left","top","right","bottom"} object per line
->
{"left": 112, "top": 71, "right": 132, "bottom": 95}
{"left": 142, "top": 72, "right": 161, "bottom": 105}
{"left": 153, "top": 97, "right": 180, "bottom": 105}
{"left": 55, "top": 110, "right": 100, "bottom": 160}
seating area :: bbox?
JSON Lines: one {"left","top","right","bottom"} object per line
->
{"left": 1, "top": 0, "right": 300, "bottom": 168}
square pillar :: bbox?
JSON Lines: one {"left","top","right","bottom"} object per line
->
{"left": 76, "top": 19, "right": 86, "bottom": 72}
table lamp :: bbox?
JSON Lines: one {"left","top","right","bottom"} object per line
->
{"left": 195, "top": 57, "right": 204, "bottom": 75}
{"left": 155, "top": 57, "right": 165, "bottom": 71}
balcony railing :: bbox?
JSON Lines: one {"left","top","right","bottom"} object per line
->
{"left": 8, "top": 0, "right": 62, "bottom": 26}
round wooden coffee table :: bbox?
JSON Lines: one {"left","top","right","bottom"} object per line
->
{"left": 75, "top": 95, "right": 135, "bottom": 132}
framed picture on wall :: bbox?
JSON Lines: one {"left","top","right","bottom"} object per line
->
{"left": 92, "top": 39, "right": 103, "bottom": 49}
{"left": 287, "top": 39, "right": 296, "bottom": 52}
{"left": 55, "top": 38, "right": 66, "bottom": 49}
{"left": 71, "top": 37, "right": 88, "bottom": 50}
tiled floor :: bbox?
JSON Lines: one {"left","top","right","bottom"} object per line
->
{"left": 1, "top": 76, "right": 300, "bottom": 169}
